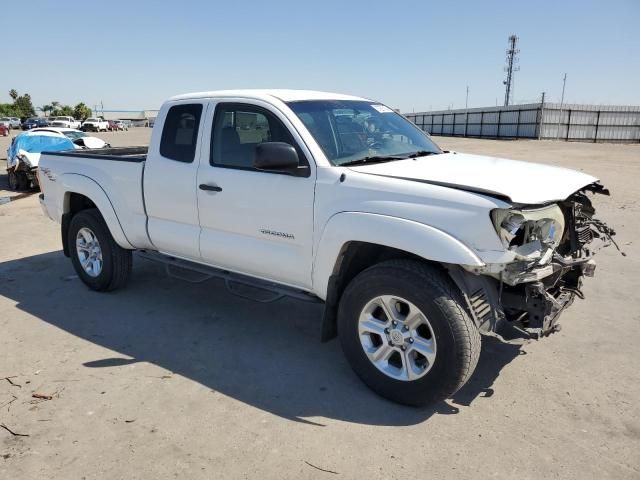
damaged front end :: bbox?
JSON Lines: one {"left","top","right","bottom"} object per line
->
{"left": 452, "top": 183, "right": 621, "bottom": 344}
{"left": 11, "top": 154, "right": 39, "bottom": 187}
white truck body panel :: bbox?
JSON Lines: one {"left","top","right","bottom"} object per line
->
{"left": 38, "top": 89, "right": 602, "bottom": 301}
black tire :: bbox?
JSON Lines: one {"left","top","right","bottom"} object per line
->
{"left": 7, "top": 170, "right": 18, "bottom": 190}
{"left": 337, "top": 259, "right": 481, "bottom": 407}
{"left": 16, "top": 171, "right": 30, "bottom": 190}
{"left": 68, "top": 209, "right": 132, "bottom": 291}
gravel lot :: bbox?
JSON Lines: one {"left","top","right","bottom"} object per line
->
{"left": 1, "top": 129, "right": 639, "bottom": 479}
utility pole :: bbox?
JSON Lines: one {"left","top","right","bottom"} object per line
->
{"left": 465, "top": 86, "right": 469, "bottom": 109}
{"left": 556, "top": 73, "right": 567, "bottom": 140}
{"left": 503, "top": 34, "right": 520, "bottom": 106}
{"left": 538, "top": 91, "right": 546, "bottom": 140}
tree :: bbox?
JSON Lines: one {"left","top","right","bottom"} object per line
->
{"left": 14, "top": 94, "right": 36, "bottom": 118}
{"left": 40, "top": 105, "right": 52, "bottom": 117}
{"left": 9, "top": 89, "right": 18, "bottom": 101}
{"left": 0, "top": 103, "right": 15, "bottom": 116}
{"left": 58, "top": 105, "right": 74, "bottom": 116}
{"left": 50, "top": 103, "right": 74, "bottom": 117}
{"left": 73, "top": 103, "right": 92, "bottom": 121}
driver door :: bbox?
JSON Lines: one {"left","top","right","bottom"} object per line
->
{"left": 196, "top": 101, "right": 316, "bottom": 289}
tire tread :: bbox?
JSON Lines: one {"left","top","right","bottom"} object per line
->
{"left": 338, "top": 258, "right": 481, "bottom": 406}
{"left": 69, "top": 208, "right": 132, "bottom": 291}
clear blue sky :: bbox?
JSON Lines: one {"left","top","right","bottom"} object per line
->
{"left": 3, "top": 0, "right": 639, "bottom": 112}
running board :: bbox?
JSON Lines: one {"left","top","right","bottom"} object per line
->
{"left": 136, "top": 250, "right": 321, "bottom": 304}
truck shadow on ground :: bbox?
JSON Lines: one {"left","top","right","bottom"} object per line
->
{"left": 0, "top": 251, "right": 522, "bottom": 426}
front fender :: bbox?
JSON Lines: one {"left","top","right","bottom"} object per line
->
{"left": 312, "top": 212, "right": 484, "bottom": 299}
{"left": 58, "top": 173, "right": 134, "bottom": 249}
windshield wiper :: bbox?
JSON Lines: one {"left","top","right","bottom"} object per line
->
{"left": 404, "top": 150, "right": 441, "bottom": 158}
{"left": 339, "top": 150, "right": 441, "bottom": 167}
{"left": 339, "top": 155, "right": 408, "bottom": 167}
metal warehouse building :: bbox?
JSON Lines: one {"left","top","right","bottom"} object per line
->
{"left": 98, "top": 110, "right": 159, "bottom": 127}
{"left": 405, "top": 103, "right": 640, "bottom": 143}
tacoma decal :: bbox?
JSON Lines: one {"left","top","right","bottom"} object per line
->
{"left": 260, "top": 229, "right": 295, "bottom": 240}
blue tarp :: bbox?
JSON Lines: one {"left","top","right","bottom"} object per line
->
{"left": 8, "top": 133, "right": 75, "bottom": 159}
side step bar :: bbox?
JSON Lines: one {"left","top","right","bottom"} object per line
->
{"left": 136, "top": 250, "right": 321, "bottom": 304}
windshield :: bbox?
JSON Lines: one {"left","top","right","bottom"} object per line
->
{"left": 287, "top": 100, "right": 440, "bottom": 166}
{"left": 63, "top": 131, "right": 86, "bottom": 140}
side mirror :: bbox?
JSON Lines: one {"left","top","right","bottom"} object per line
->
{"left": 255, "top": 142, "right": 299, "bottom": 172}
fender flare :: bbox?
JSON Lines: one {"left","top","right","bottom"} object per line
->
{"left": 312, "top": 212, "right": 483, "bottom": 300}
{"left": 58, "top": 173, "right": 134, "bottom": 250}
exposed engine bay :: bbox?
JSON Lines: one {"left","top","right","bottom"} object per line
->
{"left": 453, "top": 183, "right": 621, "bottom": 343}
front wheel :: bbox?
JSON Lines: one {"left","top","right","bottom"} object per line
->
{"left": 7, "top": 170, "right": 18, "bottom": 190}
{"left": 69, "top": 209, "right": 132, "bottom": 291}
{"left": 337, "top": 259, "right": 480, "bottom": 406}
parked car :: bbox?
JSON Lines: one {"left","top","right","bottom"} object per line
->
{"left": 114, "top": 120, "right": 129, "bottom": 131}
{"left": 0, "top": 116, "right": 21, "bottom": 129}
{"left": 30, "top": 127, "right": 110, "bottom": 149}
{"left": 49, "top": 116, "right": 82, "bottom": 129}
{"left": 6, "top": 131, "right": 75, "bottom": 190}
{"left": 106, "top": 120, "right": 119, "bottom": 132}
{"left": 0, "top": 123, "right": 8, "bottom": 136}
{"left": 81, "top": 117, "right": 109, "bottom": 132}
{"left": 37, "top": 89, "right": 617, "bottom": 406}
{"left": 22, "top": 118, "right": 49, "bottom": 130}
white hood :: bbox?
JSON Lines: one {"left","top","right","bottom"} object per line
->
{"left": 348, "top": 152, "right": 599, "bottom": 205}
{"left": 77, "top": 136, "right": 108, "bottom": 149}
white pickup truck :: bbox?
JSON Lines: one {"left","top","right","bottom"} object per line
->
{"left": 81, "top": 117, "right": 109, "bottom": 132}
{"left": 50, "top": 116, "right": 82, "bottom": 129}
{"left": 38, "top": 90, "right": 616, "bottom": 406}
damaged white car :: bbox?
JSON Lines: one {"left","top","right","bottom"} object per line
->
{"left": 36, "top": 90, "right": 619, "bottom": 406}
{"left": 7, "top": 129, "right": 109, "bottom": 190}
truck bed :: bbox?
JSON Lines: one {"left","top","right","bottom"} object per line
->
{"left": 44, "top": 146, "right": 148, "bottom": 162}
{"left": 39, "top": 145, "right": 153, "bottom": 250}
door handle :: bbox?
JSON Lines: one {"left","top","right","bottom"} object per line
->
{"left": 199, "top": 184, "right": 222, "bottom": 192}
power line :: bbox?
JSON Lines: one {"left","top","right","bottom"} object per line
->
{"left": 556, "top": 73, "right": 567, "bottom": 140}
{"left": 503, "top": 35, "right": 520, "bottom": 106}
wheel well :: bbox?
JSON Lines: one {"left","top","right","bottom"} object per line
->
{"left": 61, "top": 193, "right": 97, "bottom": 257}
{"left": 320, "top": 241, "right": 441, "bottom": 342}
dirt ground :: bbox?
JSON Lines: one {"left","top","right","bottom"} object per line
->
{"left": 1, "top": 129, "right": 639, "bottom": 479}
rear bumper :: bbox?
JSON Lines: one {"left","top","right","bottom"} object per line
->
{"left": 39, "top": 193, "right": 54, "bottom": 220}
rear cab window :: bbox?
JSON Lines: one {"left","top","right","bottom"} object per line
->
{"left": 160, "top": 104, "right": 203, "bottom": 163}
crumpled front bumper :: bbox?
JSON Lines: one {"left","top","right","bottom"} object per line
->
{"left": 449, "top": 259, "right": 594, "bottom": 344}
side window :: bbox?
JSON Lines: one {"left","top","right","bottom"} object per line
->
{"left": 160, "top": 103, "right": 203, "bottom": 163}
{"left": 211, "top": 104, "right": 303, "bottom": 169}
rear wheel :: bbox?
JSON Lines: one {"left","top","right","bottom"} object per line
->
{"left": 337, "top": 259, "right": 481, "bottom": 406}
{"left": 69, "top": 209, "right": 132, "bottom": 291}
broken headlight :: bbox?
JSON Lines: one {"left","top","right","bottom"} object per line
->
{"left": 491, "top": 205, "right": 565, "bottom": 261}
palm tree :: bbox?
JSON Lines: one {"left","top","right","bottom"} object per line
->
{"left": 50, "top": 101, "right": 61, "bottom": 116}
{"left": 40, "top": 105, "right": 52, "bottom": 117}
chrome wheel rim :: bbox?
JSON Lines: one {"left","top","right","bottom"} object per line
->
{"left": 358, "top": 295, "right": 437, "bottom": 381}
{"left": 76, "top": 227, "right": 103, "bottom": 277}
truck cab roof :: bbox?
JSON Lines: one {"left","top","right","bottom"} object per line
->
{"left": 167, "top": 89, "right": 369, "bottom": 103}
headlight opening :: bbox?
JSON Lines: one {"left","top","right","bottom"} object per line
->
{"left": 492, "top": 205, "right": 566, "bottom": 254}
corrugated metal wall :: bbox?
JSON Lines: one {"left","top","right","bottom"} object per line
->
{"left": 405, "top": 103, "right": 640, "bottom": 143}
